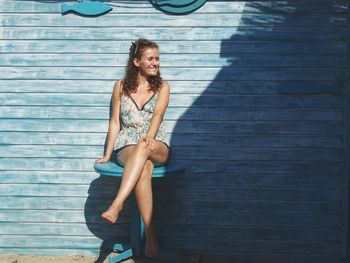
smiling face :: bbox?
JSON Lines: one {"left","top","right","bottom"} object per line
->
{"left": 133, "top": 47, "right": 160, "bottom": 77}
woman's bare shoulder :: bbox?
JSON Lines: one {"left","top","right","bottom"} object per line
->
{"left": 112, "top": 80, "right": 124, "bottom": 96}
{"left": 160, "top": 80, "right": 169, "bottom": 89}
{"left": 160, "top": 80, "right": 170, "bottom": 94}
{"left": 162, "top": 80, "right": 169, "bottom": 87}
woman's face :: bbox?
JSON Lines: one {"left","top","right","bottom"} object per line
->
{"left": 134, "top": 47, "right": 160, "bottom": 77}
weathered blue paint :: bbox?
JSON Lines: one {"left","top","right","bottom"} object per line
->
{"left": 0, "top": 26, "right": 346, "bottom": 40}
{"left": 0, "top": 0, "right": 349, "bottom": 262}
{"left": 61, "top": 1, "right": 113, "bottom": 16}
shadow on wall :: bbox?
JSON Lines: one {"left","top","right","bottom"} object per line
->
{"left": 152, "top": 0, "right": 346, "bottom": 260}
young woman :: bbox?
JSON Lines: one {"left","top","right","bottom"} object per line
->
{"left": 95, "top": 38, "right": 171, "bottom": 257}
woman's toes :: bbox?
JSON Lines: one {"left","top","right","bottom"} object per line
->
{"left": 101, "top": 209, "right": 118, "bottom": 224}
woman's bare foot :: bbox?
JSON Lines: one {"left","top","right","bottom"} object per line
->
{"left": 101, "top": 202, "right": 123, "bottom": 224}
{"left": 145, "top": 240, "right": 159, "bottom": 257}
{"left": 144, "top": 229, "right": 159, "bottom": 257}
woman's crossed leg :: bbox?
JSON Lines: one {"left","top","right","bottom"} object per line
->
{"left": 101, "top": 138, "right": 170, "bottom": 257}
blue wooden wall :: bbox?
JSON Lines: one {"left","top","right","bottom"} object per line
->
{"left": 0, "top": 0, "right": 349, "bottom": 262}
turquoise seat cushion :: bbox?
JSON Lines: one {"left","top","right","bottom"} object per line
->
{"left": 94, "top": 161, "right": 185, "bottom": 178}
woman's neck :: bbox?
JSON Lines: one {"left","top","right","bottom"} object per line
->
{"left": 136, "top": 73, "right": 150, "bottom": 91}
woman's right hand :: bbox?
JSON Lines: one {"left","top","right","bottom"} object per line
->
{"left": 95, "top": 156, "right": 110, "bottom": 164}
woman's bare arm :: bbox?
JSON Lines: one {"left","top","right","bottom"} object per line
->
{"left": 145, "top": 81, "right": 170, "bottom": 139}
{"left": 97, "top": 80, "right": 122, "bottom": 162}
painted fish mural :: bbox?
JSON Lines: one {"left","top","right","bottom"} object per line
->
{"left": 61, "top": 1, "right": 113, "bottom": 16}
{"left": 150, "top": 0, "right": 207, "bottom": 15}
{"left": 61, "top": 0, "right": 207, "bottom": 16}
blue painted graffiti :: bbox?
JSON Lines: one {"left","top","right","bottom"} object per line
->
{"left": 150, "top": 0, "right": 207, "bottom": 15}
{"left": 61, "top": 1, "right": 113, "bottom": 16}
{"left": 61, "top": 0, "right": 208, "bottom": 16}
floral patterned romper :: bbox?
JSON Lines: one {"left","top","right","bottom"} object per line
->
{"left": 113, "top": 90, "right": 171, "bottom": 161}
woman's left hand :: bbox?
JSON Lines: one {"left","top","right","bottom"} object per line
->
{"left": 142, "top": 136, "right": 156, "bottom": 152}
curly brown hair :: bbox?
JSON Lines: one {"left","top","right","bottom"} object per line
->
{"left": 122, "top": 38, "right": 163, "bottom": 95}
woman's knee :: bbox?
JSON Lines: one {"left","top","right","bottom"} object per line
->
{"left": 135, "top": 139, "right": 150, "bottom": 156}
{"left": 149, "top": 141, "right": 170, "bottom": 164}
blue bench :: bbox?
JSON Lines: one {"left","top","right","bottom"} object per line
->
{"left": 94, "top": 161, "right": 185, "bottom": 263}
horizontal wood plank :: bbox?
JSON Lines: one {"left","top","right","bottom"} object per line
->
{"left": 0, "top": 222, "right": 128, "bottom": 236}
{"left": 0, "top": 80, "right": 344, "bottom": 94}
{"left": 1, "top": 27, "right": 346, "bottom": 41}
{"left": 0, "top": 158, "right": 343, "bottom": 174}
{"left": 0, "top": 170, "right": 342, "bottom": 188}
{"left": 0, "top": 93, "right": 343, "bottom": 107}
{"left": 1, "top": 13, "right": 347, "bottom": 27}
{"left": 0, "top": 210, "right": 341, "bottom": 227}
{"left": 0, "top": 66, "right": 344, "bottom": 81}
{"left": 0, "top": 119, "right": 343, "bottom": 134}
{"left": 0, "top": 183, "right": 342, "bottom": 201}
{"left": 0, "top": 106, "right": 343, "bottom": 121}
{"left": 1, "top": 53, "right": 345, "bottom": 67}
{"left": 0, "top": 222, "right": 339, "bottom": 241}
{"left": 0, "top": 145, "right": 343, "bottom": 162}
{"left": 0, "top": 197, "right": 341, "bottom": 216}
{"left": 0, "top": 40, "right": 345, "bottom": 54}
